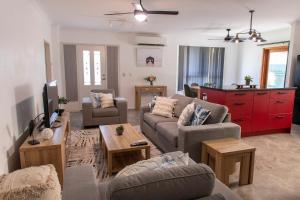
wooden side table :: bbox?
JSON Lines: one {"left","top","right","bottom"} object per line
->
{"left": 201, "top": 138, "right": 255, "bottom": 186}
{"left": 135, "top": 85, "right": 167, "bottom": 110}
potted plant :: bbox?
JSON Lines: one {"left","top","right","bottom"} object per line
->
{"left": 58, "top": 97, "right": 69, "bottom": 116}
{"left": 244, "top": 75, "right": 253, "bottom": 86}
{"left": 144, "top": 75, "right": 157, "bottom": 86}
{"left": 116, "top": 125, "right": 124, "bottom": 136}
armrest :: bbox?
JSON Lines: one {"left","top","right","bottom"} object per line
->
{"left": 178, "top": 123, "right": 241, "bottom": 162}
{"left": 114, "top": 97, "right": 128, "bottom": 123}
{"left": 82, "top": 97, "right": 93, "bottom": 109}
{"left": 140, "top": 106, "right": 151, "bottom": 130}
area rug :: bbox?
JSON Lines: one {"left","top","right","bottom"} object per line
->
{"left": 66, "top": 126, "right": 162, "bottom": 181}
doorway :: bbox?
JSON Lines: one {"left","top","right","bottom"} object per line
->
{"left": 76, "top": 45, "right": 107, "bottom": 101}
{"left": 260, "top": 46, "right": 289, "bottom": 88}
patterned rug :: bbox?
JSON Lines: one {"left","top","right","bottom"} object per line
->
{"left": 66, "top": 126, "right": 162, "bottom": 181}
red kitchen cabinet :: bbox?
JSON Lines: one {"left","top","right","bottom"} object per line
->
{"left": 201, "top": 87, "right": 296, "bottom": 137}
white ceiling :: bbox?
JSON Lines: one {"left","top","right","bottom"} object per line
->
{"left": 39, "top": 0, "right": 300, "bottom": 35}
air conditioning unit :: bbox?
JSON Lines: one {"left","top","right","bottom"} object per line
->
{"left": 135, "top": 35, "right": 166, "bottom": 46}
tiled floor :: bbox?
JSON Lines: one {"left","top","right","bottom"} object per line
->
{"left": 70, "top": 110, "right": 300, "bottom": 200}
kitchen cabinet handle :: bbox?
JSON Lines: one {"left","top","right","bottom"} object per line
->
{"left": 278, "top": 92, "right": 288, "bottom": 95}
{"left": 234, "top": 102, "right": 245, "bottom": 106}
{"left": 275, "top": 115, "right": 286, "bottom": 119}
{"left": 234, "top": 93, "right": 246, "bottom": 96}
{"left": 257, "top": 92, "right": 268, "bottom": 95}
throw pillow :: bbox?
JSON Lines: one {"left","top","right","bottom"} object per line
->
{"left": 151, "top": 97, "right": 177, "bottom": 118}
{"left": 99, "top": 93, "right": 114, "bottom": 108}
{"left": 190, "top": 105, "right": 211, "bottom": 126}
{"left": 0, "top": 164, "right": 61, "bottom": 200}
{"left": 90, "top": 92, "right": 101, "bottom": 108}
{"left": 177, "top": 102, "right": 195, "bottom": 127}
{"left": 116, "top": 151, "right": 190, "bottom": 177}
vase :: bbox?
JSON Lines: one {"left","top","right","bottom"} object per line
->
{"left": 150, "top": 81, "right": 153, "bottom": 86}
{"left": 245, "top": 80, "right": 251, "bottom": 86}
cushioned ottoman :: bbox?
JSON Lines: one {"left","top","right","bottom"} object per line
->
{"left": 0, "top": 164, "right": 61, "bottom": 200}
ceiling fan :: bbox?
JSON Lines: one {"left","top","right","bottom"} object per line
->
{"left": 104, "top": 0, "right": 179, "bottom": 22}
{"left": 208, "top": 29, "right": 234, "bottom": 42}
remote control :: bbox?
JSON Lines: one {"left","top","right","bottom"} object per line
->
{"left": 131, "top": 140, "right": 148, "bottom": 146}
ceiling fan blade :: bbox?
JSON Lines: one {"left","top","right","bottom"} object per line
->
{"left": 132, "top": 3, "right": 143, "bottom": 11}
{"left": 104, "top": 12, "right": 133, "bottom": 16}
{"left": 145, "top": 10, "right": 179, "bottom": 15}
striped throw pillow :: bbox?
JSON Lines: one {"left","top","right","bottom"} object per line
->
{"left": 99, "top": 93, "right": 114, "bottom": 108}
{"left": 152, "top": 97, "right": 177, "bottom": 118}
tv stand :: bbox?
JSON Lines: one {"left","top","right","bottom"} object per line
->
{"left": 19, "top": 111, "right": 70, "bottom": 185}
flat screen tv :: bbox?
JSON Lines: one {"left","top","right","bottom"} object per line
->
{"left": 43, "top": 80, "right": 59, "bottom": 128}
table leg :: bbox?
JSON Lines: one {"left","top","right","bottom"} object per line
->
{"left": 145, "top": 146, "right": 150, "bottom": 159}
{"left": 215, "top": 156, "right": 230, "bottom": 186}
{"left": 249, "top": 151, "right": 255, "bottom": 184}
{"left": 239, "top": 153, "right": 251, "bottom": 185}
{"left": 201, "top": 144, "right": 209, "bottom": 164}
{"left": 107, "top": 152, "right": 112, "bottom": 176}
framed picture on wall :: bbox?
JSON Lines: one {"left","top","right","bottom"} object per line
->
{"left": 136, "top": 47, "right": 163, "bottom": 67}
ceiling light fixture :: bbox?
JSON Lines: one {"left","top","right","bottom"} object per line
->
{"left": 134, "top": 10, "right": 147, "bottom": 22}
{"left": 230, "top": 10, "right": 266, "bottom": 43}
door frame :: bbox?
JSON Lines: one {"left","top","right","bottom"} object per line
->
{"left": 260, "top": 45, "right": 289, "bottom": 88}
{"left": 44, "top": 41, "right": 52, "bottom": 82}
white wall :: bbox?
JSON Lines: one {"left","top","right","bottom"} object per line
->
{"left": 0, "top": 0, "right": 52, "bottom": 173}
{"left": 236, "top": 28, "right": 291, "bottom": 85}
{"left": 59, "top": 29, "right": 239, "bottom": 109}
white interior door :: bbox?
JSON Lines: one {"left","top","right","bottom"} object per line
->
{"left": 77, "top": 45, "right": 107, "bottom": 103}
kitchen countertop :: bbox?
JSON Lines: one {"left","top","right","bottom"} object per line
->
{"left": 200, "top": 86, "right": 297, "bottom": 91}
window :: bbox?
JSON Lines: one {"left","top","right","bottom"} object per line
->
{"left": 261, "top": 46, "right": 289, "bottom": 88}
{"left": 94, "top": 51, "right": 101, "bottom": 85}
{"left": 83, "top": 50, "right": 91, "bottom": 85}
{"left": 178, "top": 46, "right": 225, "bottom": 91}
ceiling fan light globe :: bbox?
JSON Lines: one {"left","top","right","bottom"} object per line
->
{"left": 134, "top": 10, "right": 147, "bottom": 22}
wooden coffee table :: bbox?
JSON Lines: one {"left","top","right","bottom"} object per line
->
{"left": 99, "top": 123, "right": 150, "bottom": 176}
{"left": 201, "top": 138, "right": 255, "bottom": 186}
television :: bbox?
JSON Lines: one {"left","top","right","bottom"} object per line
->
{"left": 43, "top": 80, "right": 59, "bottom": 128}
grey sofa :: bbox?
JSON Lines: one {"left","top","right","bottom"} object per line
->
{"left": 63, "top": 155, "right": 242, "bottom": 200}
{"left": 140, "top": 94, "right": 241, "bottom": 162}
{"left": 82, "top": 89, "right": 128, "bottom": 127}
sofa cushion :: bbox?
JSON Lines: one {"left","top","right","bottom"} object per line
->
{"left": 152, "top": 97, "right": 178, "bottom": 118}
{"left": 0, "top": 164, "right": 61, "bottom": 200}
{"left": 92, "top": 107, "right": 119, "bottom": 118}
{"left": 156, "top": 122, "right": 179, "bottom": 147}
{"left": 144, "top": 113, "right": 178, "bottom": 129}
{"left": 107, "top": 163, "right": 215, "bottom": 200}
{"left": 193, "top": 99, "right": 228, "bottom": 124}
{"left": 177, "top": 102, "right": 195, "bottom": 127}
{"left": 171, "top": 94, "right": 194, "bottom": 117}
{"left": 191, "top": 105, "right": 211, "bottom": 126}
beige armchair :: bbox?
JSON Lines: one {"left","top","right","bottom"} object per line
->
{"left": 82, "top": 89, "right": 127, "bottom": 127}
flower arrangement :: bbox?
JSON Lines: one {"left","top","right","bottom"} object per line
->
{"left": 244, "top": 75, "right": 253, "bottom": 85}
{"left": 144, "top": 75, "right": 157, "bottom": 86}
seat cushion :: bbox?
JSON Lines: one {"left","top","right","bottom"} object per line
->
{"left": 144, "top": 113, "right": 178, "bottom": 129}
{"left": 106, "top": 163, "right": 215, "bottom": 200}
{"left": 156, "top": 122, "right": 179, "bottom": 147}
{"left": 92, "top": 107, "right": 119, "bottom": 117}
{"left": 171, "top": 94, "right": 194, "bottom": 117}
{"left": 193, "top": 99, "right": 228, "bottom": 124}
